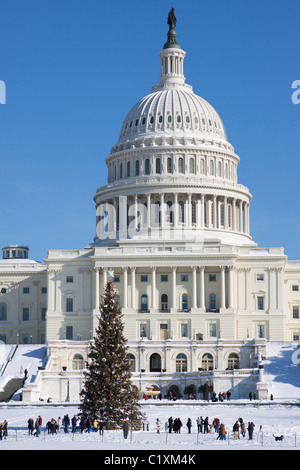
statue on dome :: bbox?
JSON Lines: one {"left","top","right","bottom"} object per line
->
{"left": 167, "top": 8, "right": 177, "bottom": 30}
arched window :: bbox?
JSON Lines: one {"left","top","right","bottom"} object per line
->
{"left": 176, "top": 353, "right": 188, "bottom": 372}
{"left": 127, "top": 353, "right": 136, "bottom": 372}
{"left": 202, "top": 353, "right": 214, "bottom": 371}
{"left": 189, "top": 158, "right": 195, "bottom": 174}
{"left": 120, "top": 162, "right": 123, "bottom": 178}
{"left": 145, "top": 158, "right": 150, "bottom": 175}
{"left": 191, "top": 200, "right": 196, "bottom": 225}
{"left": 181, "top": 294, "right": 188, "bottom": 311}
{"left": 161, "top": 294, "right": 168, "bottom": 311}
{"left": 220, "top": 203, "right": 225, "bottom": 227}
{"left": 141, "top": 294, "right": 148, "bottom": 312}
{"left": 178, "top": 157, "right": 184, "bottom": 173}
{"left": 150, "top": 353, "right": 161, "bottom": 372}
{"left": 209, "top": 160, "right": 214, "bottom": 176}
{"left": 135, "top": 160, "right": 140, "bottom": 176}
{"left": 200, "top": 159, "right": 204, "bottom": 174}
{"left": 228, "top": 353, "right": 240, "bottom": 370}
{"left": 179, "top": 201, "right": 184, "bottom": 223}
{"left": 218, "top": 161, "right": 222, "bottom": 177}
{"left": 127, "top": 161, "right": 131, "bottom": 177}
{"left": 167, "top": 157, "right": 172, "bottom": 174}
{"left": 209, "top": 293, "right": 216, "bottom": 311}
{"left": 156, "top": 157, "right": 161, "bottom": 174}
{"left": 72, "top": 354, "right": 85, "bottom": 370}
{"left": 0, "top": 303, "right": 7, "bottom": 321}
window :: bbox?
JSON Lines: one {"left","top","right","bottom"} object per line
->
{"left": 257, "top": 274, "right": 264, "bottom": 281}
{"left": 22, "top": 308, "right": 29, "bottom": 321}
{"left": 181, "top": 275, "right": 188, "bottom": 282}
{"left": 155, "top": 157, "right": 161, "bottom": 174}
{"left": 41, "top": 308, "right": 47, "bottom": 321}
{"left": 127, "top": 161, "right": 131, "bottom": 177}
{"left": 141, "top": 275, "right": 148, "bottom": 282}
{"left": 292, "top": 285, "right": 299, "bottom": 291}
{"left": 120, "top": 162, "right": 123, "bottom": 178}
{"left": 179, "top": 201, "right": 184, "bottom": 223}
{"left": 140, "top": 323, "right": 147, "bottom": 338}
{"left": 202, "top": 353, "right": 213, "bottom": 370}
{"left": 145, "top": 158, "right": 150, "bottom": 175}
{"left": 161, "top": 275, "right": 168, "bottom": 282}
{"left": 167, "top": 115, "right": 172, "bottom": 123}
{"left": 66, "top": 298, "right": 74, "bottom": 313}
{"left": 293, "top": 332, "right": 300, "bottom": 341}
{"left": 160, "top": 323, "right": 168, "bottom": 340}
{"left": 150, "top": 353, "right": 161, "bottom": 372}
{"left": 181, "top": 294, "right": 188, "bottom": 311}
{"left": 293, "top": 306, "right": 299, "bottom": 319}
{"left": 113, "top": 275, "right": 120, "bottom": 282}
{"left": 72, "top": 354, "right": 84, "bottom": 370}
{"left": 135, "top": 160, "right": 140, "bottom": 176}
{"left": 189, "top": 158, "right": 195, "bottom": 174}
{"left": 181, "top": 323, "right": 188, "bottom": 338}
{"left": 209, "top": 274, "right": 216, "bottom": 282}
{"left": 158, "top": 115, "right": 163, "bottom": 123}
{"left": 176, "top": 353, "right": 188, "bottom": 372}
{"left": 23, "top": 287, "right": 30, "bottom": 294}
{"left": 209, "top": 322, "right": 217, "bottom": 337}
{"left": 176, "top": 115, "right": 181, "bottom": 123}
{"left": 161, "top": 294, "right": 168, "bottom": 311}
{"left": 0, "top": 303, "right": 7, "bottom": 321}
{"left": 209, "top": 160, "right": 214, "bottom": 175}
{"left": 166, "top": 201, "right": 173, "bottom": 224}
{"left": 257, "top": 324, "right": 265, "bottom": 338}
{"left": 141, "top": 294, "right": 148, "bottom": 312}
{"left": 66, "top": 276, "right": 73, "bottom": 283}
{"left": 257, "top": 296, "right": 264, "bottom": 311}
{"left": 41, "top": 287, "right": 47, "bottom": 294}
{"left": 209, "top": 293, "right": 216, "bottom": 310}
{"left": 178, "top": 157, "right": 184, "bottom": 173}
{"left": 66, "top": 326, "right": 73, "bottom": 340}
{"left": 228, "top": 353, "right": 239, "bottom": 370}
{"left": 167, "top": 157, "right": 172, "bottom": 173}
{"left": 127, "top": 354, "right": 136, "bottom": 372}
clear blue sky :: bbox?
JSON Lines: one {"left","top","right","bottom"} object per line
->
{"left": 0, "top": 0, "right": 299, "bottom": 262}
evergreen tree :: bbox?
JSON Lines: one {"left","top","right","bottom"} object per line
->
{"left": 79, "top": 280, "right": 143, "bottom": 429}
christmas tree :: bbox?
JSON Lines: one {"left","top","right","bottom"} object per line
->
{"left": 79, "top": 280, "right": 144, "bottom": 429}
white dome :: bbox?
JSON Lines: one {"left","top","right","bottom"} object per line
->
{"left": 117, "top": 88, "right": 227, "bottom": 145}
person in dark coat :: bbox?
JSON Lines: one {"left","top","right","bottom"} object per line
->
{"left": 123, "top": 419, "right": 129, "bottom": 439}
{"left": 168, "top": 416, "right": 173, "bottom": 433}
{"left": 186, "top": 418, "right": 192, "bottom": 434}
{"left": 248, "top": 421, "right": 255, "bottom": 440}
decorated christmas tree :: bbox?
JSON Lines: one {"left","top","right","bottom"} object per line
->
{"left": 79, "top": 280, "right": 143, "bottom": 429}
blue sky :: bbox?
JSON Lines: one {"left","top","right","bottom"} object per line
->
{"left": 0, "top": 0, "right": 299, "bottom": 262}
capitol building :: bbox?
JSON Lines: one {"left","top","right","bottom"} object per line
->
{"left": 0, "top": 12, "right": 299, "bottom": 401}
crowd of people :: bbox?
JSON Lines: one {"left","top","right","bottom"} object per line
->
{"left": 26, "top": 414, "right": 106, "bottom": 436}
{"left": 154, "top": 415, "right": 256, "bottom": 440}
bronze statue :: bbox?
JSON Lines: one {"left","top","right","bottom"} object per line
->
{"left": 167, "top": 8, "right": 177, "bottom": 30}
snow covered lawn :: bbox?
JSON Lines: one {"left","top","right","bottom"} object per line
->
{"left": 0, "top": 400, "right": 300, "bottom": 450}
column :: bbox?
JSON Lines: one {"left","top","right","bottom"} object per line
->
{"left": 268, "top": 268, "right": 276, "bottom": 312}
{"left": 220, "top": 266, "right": 226, "bottom": 309}
{"left": 131, "top": 267, "right": 136, "bottom": 309}
{"left": 123, "top": 267, "right": 128, "bottom": 309}
{"left": 199, "top": 266, "right": 205, "bottom": 310}
{"left": 213, "top": 195, "right": 217, "bottom": 228}
{"left": 147, "top": 193, "right": 151, "bottom": 229}
{"left": 171, "top": 266, "right": 177, "bottom": 311}
{"left": 224, "top": 197, "right": 228, "bottom": 230}
{"left": 93, "top": 267, "right": 100, "bottom": 310}
{"left": 196, "top": 196, "right": 201, "bottom": 228}
{"left": 232, "top": 198, "right": 236, "bottom": 231}
{"left": 187, "top": 193, "right": 192, "bottom": 228}
{"left": 160, "top": 193, "right": 165, "bottom": 228}
{"left": 192, "top": 266, "right": 197, "bottom": 309}
{"left": 151, "top": 266, "right": 156, "bottom": 310}
{"left": 174, "top": 193, "right": 178, "bottom": 228}
{"left": 102, "top": 267, "right": 107, "bottom": 291}
{"left": 239, "top": 201, "right": 243, "bottom": 232}
{"left": 200, "top": 194, "right": 205, "bottom": 228}
{"left": 228, "top": 266, "right": 234, "bottom": 309}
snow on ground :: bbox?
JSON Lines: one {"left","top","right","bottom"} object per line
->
{"left": 0, "top": 400, "right": 300, "bottom": 450}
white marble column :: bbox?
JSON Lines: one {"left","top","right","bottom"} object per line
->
{"left": 131, "top": 267, "right": 136, "bottom": 310}
{"left": 220, "top": 266, "right": 226, "bottom": 309}
{"left": 192, "top": 266, "right": 197, "bottom": 309}
{"left": 228, "top": 266, "right": 234, "bottom": 309}
{"left": 151, "top": 266, "right": 157, "bottom": 311}
{"left": 171, "top": 266, "right": 177, "bottom": 311}
{"left": 123, "top": 267, "right": 128, "bottom": 309}
{"left": 199, "top": 266, "right": 205, "bottom": 310}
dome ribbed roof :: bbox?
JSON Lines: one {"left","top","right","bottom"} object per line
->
{"left": 117, "top": 88, "right": 227, "bottom": 145}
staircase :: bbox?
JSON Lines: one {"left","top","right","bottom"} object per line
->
{"left": 0, "top": 377, "right": 25, "bottom": 402}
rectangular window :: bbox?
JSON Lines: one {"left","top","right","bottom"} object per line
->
{"left": 258, "top": 324, "right": 265, "bottom": 338}
{"left": 293, "top": 306, "right": 299, "bottom": 319}
{"left": 140, "top": 324, "right": 147, "bottom": 338}
{"left": 141, "top": 275, "right": 148, "bottom": 282}
{"left": 293, "top": 332, "right": 300, "bottom": 341}
{"left": 23, "top": 308, "right": 30, "bottom": 321}
{"left": 256, "top": 274, "right": 264, "bottom": 281}
{"left": 41, "top": 308, "right": 47, "bottom": 321}
{"left": 23, "top": 287, "right": 30, "bottom": 294}
{"left": 161, "top": 275, "right": 168, "bottom": 282}
{"left": 181, "top": 275, "right": 188, "bottom": 282}
{"left": 257, "top": 296, "right": 264, "bottom": 311}
{"left": 22, "top": 334, "right": 29, "bottom": 344}
{"left": 41, "top": 287, "right": 47, "bottom": 294}
{"left": 66, "top": 298, "right": 73, "bottom": 313}
{"left": 66, "top": 276, "right": 73, "bottom": 283}
{"left": 181, "top": 323, "right": 188, "bottom": 337}
{"left": 209, "top": 323, "right": 217, "bottom": 337}
{"left": 292, "top": 285, "right": 299, "bottom": 291}
{"left": 209, "top": 274, "right": 216, "bottom": 282}
{"left": 66, "top": 326, "right": 73, "bottom": 340}
{"left": 113, "top": 276, "right": 120, "bottom": 282}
